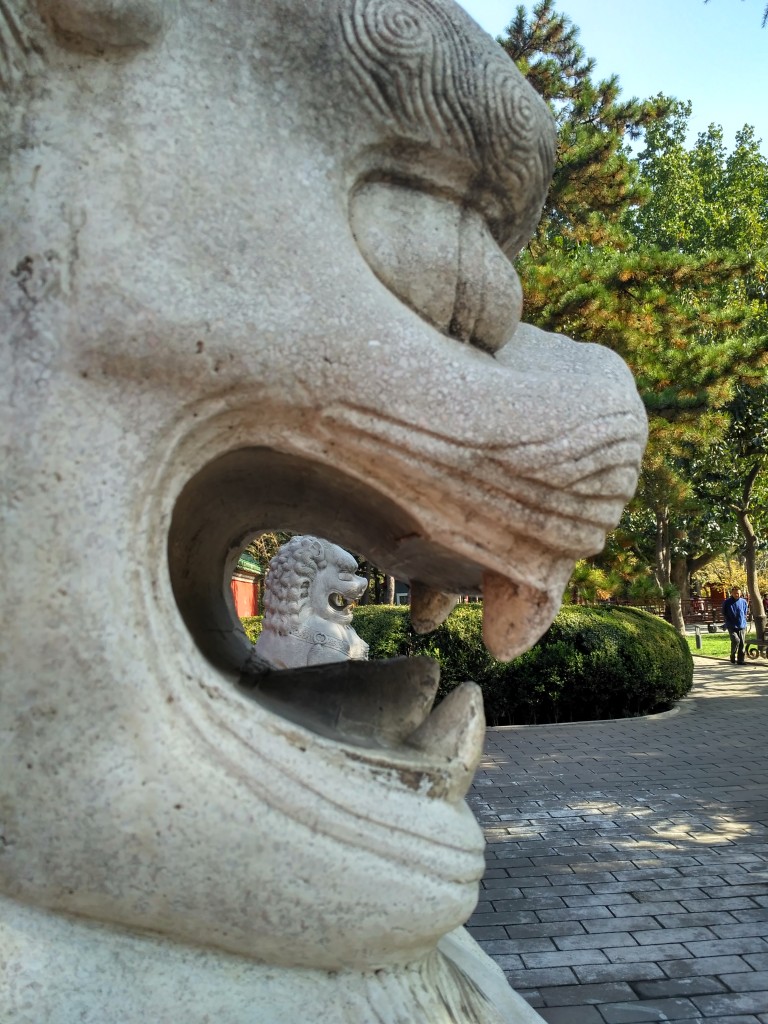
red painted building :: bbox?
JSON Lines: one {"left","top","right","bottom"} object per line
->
{"left": 230, "top": 552, "right": 262, "bottom": 618}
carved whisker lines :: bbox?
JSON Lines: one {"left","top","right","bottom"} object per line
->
{"left": 345, "top": 950, "right": 497, "bottom": 1024}
{"left": 323, "top": 409, "right": 638, "bottom": 536}
{"left": 328, "top": 401, "right": 642, "bottom": 465}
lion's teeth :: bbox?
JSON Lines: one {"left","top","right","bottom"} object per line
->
{"left": 409, "top": 583, "right": 460, "bottom": 633}
{"left": 406, "top": 682, "right": 485, "bottom": 800}
{"left": 481, "top": 571, "right": 558, "bottom": 661}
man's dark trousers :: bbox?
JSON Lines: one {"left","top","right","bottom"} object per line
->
{"left": 730, "top": 628, "right": 747, "bottom": 664}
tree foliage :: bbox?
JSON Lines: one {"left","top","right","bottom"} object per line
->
{"left": 502, "top": 2, "right": 768, "bottom": 630}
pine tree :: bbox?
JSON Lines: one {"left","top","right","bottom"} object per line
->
{"left": 502, "top": 3, "right": 768, "bottom": 631}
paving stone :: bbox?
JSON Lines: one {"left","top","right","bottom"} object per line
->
{"left": 573, "top": 963, "right": 666, "bottom": 984}
{"left": 470, "top": 659, "right": 768, "bottom": 1021}
{"left": 537, "top": 982, "right": 636, "bottom": 1006}
{"left": 503, "top": 967, "right": 579, "bottom": 989}
{"left": 735, "top": 909, "right": 768, "bottom": 922}
{"left": 553, "top": 931, "right": 638, "bottom": 951}
{"left": 485, "top": 907, "right": 541, "bottom": 924}
{"left": 503, "top": 921, "right": 586, "bottom": 939}
{"left": 711, "top": 1017, "right": 765, "bottom": 1023}
{"left": 522, "top": 949, "right": 608, "bottom": 969}
{"left": 653, "top": 911, "right": 739, "bottom": 927}
{"left": 597, "top": 997, "right": 698, "bottom": 1022}
{"left": 681, "top": 897, "right": 760, "bottom": 913}
{"left": 517, "top": 988, "right": 545, "bottom": 1007}
{"left": 538, "top": 1007, "right": 603, "bottom": 1023}
{"left": 606, "top": 943, "right": 691, "bottom": 963}
{"left": 463, "top": 925, "right": 509, "bottom": 940}
{"left": 632, "top": 976, "right": 727, "bottom": 998}
{"left": 482, "top": 935, "right": 556, "bottom": 954}
{"left": 497, "top": 893, "right": 568, "bottom": 911}
{"left": 683, "top": 937, "right": 768, "bottom": 957}
{"left": 524, "top": 883, "right": 593, "bottom": 898}
{"left": 702, "top": 884, "right": 768, "bottom": 898}
{"left": 484, "top": 954, "right": 524, "bottom": 971}
{"left": 606, "top": 901, "right": 685, "bottom": 918}
{"left": 633, "top": 886, "right": 707, "bottom": 902}
{"left": 693, "top": 992, "right": 768, "bottom": 1015}
{"left": 563, "top": 892, "right": 638, "bottom": 908}
{"left": 663, "top": 954, "right": 754, "bottom": 978}
{"left": 537, "top": 905, "right": 614, "bottom": 922}
{"left": 479, "top": 886, "right": 525, "bottom": 901}
{"left": 587, "top": 880, "right": 661, "bottom": 895}
{"left": 631, "top": 926, "right": 716, "bottom": 945}
{"left": 584, "top": 917, "right": 664, "bottom": 934}
{"left": 720, "top": 972, "right": 768, "bottom": 992}
{"left": 715, "top": 922, "right": 768, "bottom": 939}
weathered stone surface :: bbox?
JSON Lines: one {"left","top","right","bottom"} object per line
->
{"left": 0, "top": 0, "right": 647, "bottom": 1021}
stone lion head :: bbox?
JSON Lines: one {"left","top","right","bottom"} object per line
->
{"left": 1, "top": 0, "right": 647, "bottom": 1018}
{"left": 262, "top": 535, "right": 368, "bottom": 634}
{"left": 255, "top": 535, "right": 370, "bottom": 668}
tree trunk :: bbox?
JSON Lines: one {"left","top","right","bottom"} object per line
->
{"left": 385, "top": 575, "right": 396, "bottom": 605}
{"left": 669, "top": 556, "right": 689, "bottom": 633}
{"left": 358, "top": 562, "right": 372, "bottom": 605}
{"left": 667, "top": 556, "right": 687, "bottom": 636}
{"left": 737, "top": 462, "right": 765, "bottom": 644}
{"left": 653, "top": 508, "right": 670, "bottom": 592}
{"left": 654, "top": 509, "right": 686, "bottom": 635}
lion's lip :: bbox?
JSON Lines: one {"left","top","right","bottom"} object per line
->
{"left": 236, "top": 655, "right": 485, "bottom": 802}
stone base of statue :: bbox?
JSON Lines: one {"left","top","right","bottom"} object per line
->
{"left": 1, "top": 896, "right": 543, "bottom": 1023}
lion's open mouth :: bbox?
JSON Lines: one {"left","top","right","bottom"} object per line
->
{"left": 166, "top": 402, "right": 641, "bottom": 806}
{"left": 167, "top": 444, "right": 496, "bottom": 803}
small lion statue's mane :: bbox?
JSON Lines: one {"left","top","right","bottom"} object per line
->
{"left": 262, "top": 535, "right": 340, "bottom": 636}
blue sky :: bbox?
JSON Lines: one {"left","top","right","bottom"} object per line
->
{"left": 457, "top": 0, "right": 768, "bottom": 155}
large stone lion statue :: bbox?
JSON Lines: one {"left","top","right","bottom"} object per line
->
{"left": 255, "top": 535, "right": 370, "bottom": 668}
{"left": 1, "top": 0, "right": 647, "bottom": 1021}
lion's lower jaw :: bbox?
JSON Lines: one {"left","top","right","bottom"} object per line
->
{"left": 0, "top": 897, "right": 544, "bottom": 1024}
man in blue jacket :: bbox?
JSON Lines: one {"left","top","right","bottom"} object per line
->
{"left": 722, "top": 586, "right": 749, "bottom": 664}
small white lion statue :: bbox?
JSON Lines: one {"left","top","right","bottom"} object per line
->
{"left": 255, "top": 535, "right": 370, "bottom": 668}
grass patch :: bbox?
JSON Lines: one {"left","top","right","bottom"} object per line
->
{"left": 686, "top": 631, "right": 765, "bottom": 660}
{"left": 686, "top": 632, "right": 731, "bottom": 659}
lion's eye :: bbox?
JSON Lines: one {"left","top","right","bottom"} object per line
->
{"left": 337, "top": 573, "right": 355, "bottom": 582}
{"left": 329, "top": 593, "right": 348, "bottom": 610}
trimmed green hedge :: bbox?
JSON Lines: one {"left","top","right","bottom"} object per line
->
{"left": 241, "top": 605, "right": 693, "bottom": 725}
{"left": 241, "top": 617, "right": 263, "bottom": 645}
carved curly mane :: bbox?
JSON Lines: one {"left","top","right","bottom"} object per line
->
{"left": 261, "top": 535, "right": 332, "bottom": 636}
{"left": 255, "top": 535, "right": 369, "bottom": 668}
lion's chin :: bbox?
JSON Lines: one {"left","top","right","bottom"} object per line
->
{"left": 238, "top": 655, "right": 484, "bottom": 801}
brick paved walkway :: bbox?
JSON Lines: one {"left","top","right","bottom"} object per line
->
{"left": 467, "top": 656, "right": 768, "bottom": 1023}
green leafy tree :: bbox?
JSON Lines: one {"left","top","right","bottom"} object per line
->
{"left": 629, "top": 118, "right": 768, "bottom": 631}
{"left": 690, "top": 384, "right": 768, "bottom": 639}
{"left": 502, "top": 4, "right": 768, "bottom": 631}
